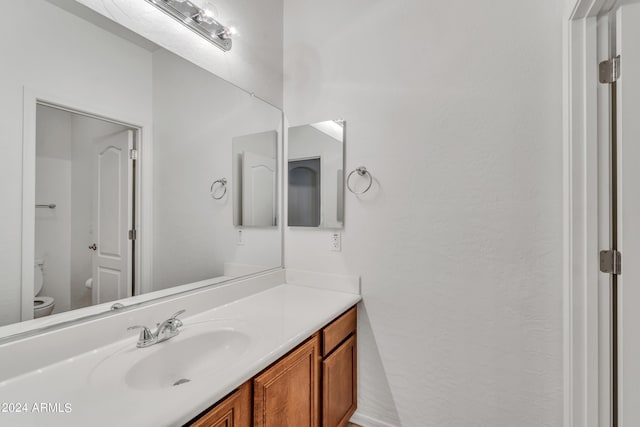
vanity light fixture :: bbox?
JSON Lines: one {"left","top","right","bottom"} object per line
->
{"left": 145, "top": 0, "right": 233, "bottom": 51}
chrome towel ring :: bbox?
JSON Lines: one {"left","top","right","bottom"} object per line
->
{"left": 347, "top": 166, "right": 373, "bottom": 194}
{"left": 210, "top": 178, "right": 228, "bottom": 200}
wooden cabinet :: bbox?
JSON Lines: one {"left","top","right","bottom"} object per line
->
{"left": 189, "top": 306, "right": 357, "bottom": 427}
{"left": 253, "top": 334, "right": 321, "bottom": 427}
{"left": 321, "top": 306, "right": 357, "bottom": 427}
{"left": 189, "top": 381, "right": 252, "bottom": 427}
{"left": 322, "top": 335, "right": 357, "bottom": 427}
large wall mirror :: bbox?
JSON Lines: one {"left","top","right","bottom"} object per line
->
{"left": 0, "top": 0, "right": 282, "bottom": 335}
{"left": 288, "top": 121, "right": 345, "bottom": 229}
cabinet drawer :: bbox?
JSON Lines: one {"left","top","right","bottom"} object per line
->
{"left": 322, "top": 306, "right": 356, "bottom": 356}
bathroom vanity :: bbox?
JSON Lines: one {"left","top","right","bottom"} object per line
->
{"left": 190, "top": 306, "right": 357, "bottom": 427}
{"left": 0, "top": 276, "right": 361, "bottom": 427}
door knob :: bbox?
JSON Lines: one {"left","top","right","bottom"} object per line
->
{"left": 88, "top": 243, "right": 97, "bottom": 251}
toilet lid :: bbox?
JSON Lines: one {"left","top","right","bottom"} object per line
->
{"left": 34, "top": 263, "right": 44, "bottom": 296}
{"left": 34, "top": 296, "right": 54, "bottom": 309}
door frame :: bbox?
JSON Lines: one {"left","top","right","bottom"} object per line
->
{"left": 564, "top": 1, "right": 619, "bottom": 426}
{"left": 21, "top": 86, "right": 153, "bottom": 321}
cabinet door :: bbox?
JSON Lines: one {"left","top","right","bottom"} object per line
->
{"left": 323, "top": 335, "right": 357, "bottom": 427}
{"left": 190, "top": 381, "right": 252, "bottom": 427}
{"left": 253, "top": 334, "right": 320, "bottom": 427}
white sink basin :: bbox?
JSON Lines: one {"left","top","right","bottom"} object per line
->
{"left": 126, "top": 330, "right": 251, "bottom": 390}
{"left": 90, "top": 326, "right": 251, "bottom": 390}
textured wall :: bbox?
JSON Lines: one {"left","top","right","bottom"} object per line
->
{"left": 283, "top": 1, "right": 564, "bottom": 426}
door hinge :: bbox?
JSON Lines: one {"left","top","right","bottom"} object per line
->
{"left": 600, "top": 249, "right": 622, "bottom": 275}
{"left": 129, "top": 149, "right": 138, "bottom": 160}
{"left": 599, "top": 56, "right": 621, "bottom": 84}
{"left": 128, "top": 229, "right": 137, "bottom": 241}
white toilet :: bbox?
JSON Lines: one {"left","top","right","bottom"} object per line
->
{"left": 33, "top": 259, "right": 55, "bottom": 318}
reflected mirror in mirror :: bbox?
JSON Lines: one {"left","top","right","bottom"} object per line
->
{"left": 288, "top": 121, "right": 345, "bottom": 228}
{"left": 233, "top": 131, "right": 278, "bottom": 227}
{"left": 0, "top": 0, "right": 282, "bottom": 332}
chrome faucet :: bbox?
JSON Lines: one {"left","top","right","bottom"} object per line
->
{"left": 127, "top": 309, "right": 186, "bottom": 348}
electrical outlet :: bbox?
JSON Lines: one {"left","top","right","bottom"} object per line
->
{"left": 330, "top": 232, "right": 341, "bottom": 252}
{"left": 237, "top": 229, "right": 245, "bottom": 245}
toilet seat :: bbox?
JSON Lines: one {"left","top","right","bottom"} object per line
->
{"left": 33, "top": 296, "right": 55, "bottom": 319}
{"left": 34, "top": 296, "right": 54, "bottom": 309}
{"left": 33, "top": 261, "right": 55, "bottom": 318}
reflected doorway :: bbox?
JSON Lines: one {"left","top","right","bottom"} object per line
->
{"left": 33, "top": 104, "right": 138, "bottom": 319}
{"left": 288, "top": 158, "right": 321, "bottom": 227}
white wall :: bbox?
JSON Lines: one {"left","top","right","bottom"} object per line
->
{"left": 35, "top": 106, "right": 73, "bottom": 315}
{"left": 34, "top": 157, "right": 72, "bottom": 316}
{"left": 284, "top": 1, "right": 564, "bottom": 426}
{"left": 75, "top": 0, "right": 284, "bottom": 108}
{"left": 152, "top": 49, "right": 282, "bottom": 291}
{"left": 0, "top": 0, "right": 153, "bottom": 326}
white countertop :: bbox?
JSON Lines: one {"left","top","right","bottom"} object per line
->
{"left": 0, "top": 284, "right": 361, "bottom": 427}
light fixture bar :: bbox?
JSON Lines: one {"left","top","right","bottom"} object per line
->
{"left": 145, "top": 0, "right": 232, "bottom": 52}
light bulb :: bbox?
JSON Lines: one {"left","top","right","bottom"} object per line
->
{"left": 196, "top": 0, "right": 218, "bottom": 24}
{"left": 216, "top": 26, "right": 233, "bottom": 40}
{"left": 201, "top": 8, "right": 215, "bottom": 22}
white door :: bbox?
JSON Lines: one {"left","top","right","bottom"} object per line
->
{"left": 91, "top": 130, "right": 133, "bottom": 304}
{"left": 242, "top": 151, "right": 276, "bottom": 226}
{"left": 614, "top": 2, "right": 640, "bottom": 425}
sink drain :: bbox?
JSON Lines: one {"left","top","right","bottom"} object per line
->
{"left": 173, "top": 378, "right": 191, "bottom": 386}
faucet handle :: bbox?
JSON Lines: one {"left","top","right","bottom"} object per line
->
{"left": 168, "top": 310, "right": 186, "bottom": 328}
{"left": 127, "top": 325, "right": 155, "bottom": 347}
{"left": 170, "top": 309, "right": 186, "bottom": 320}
